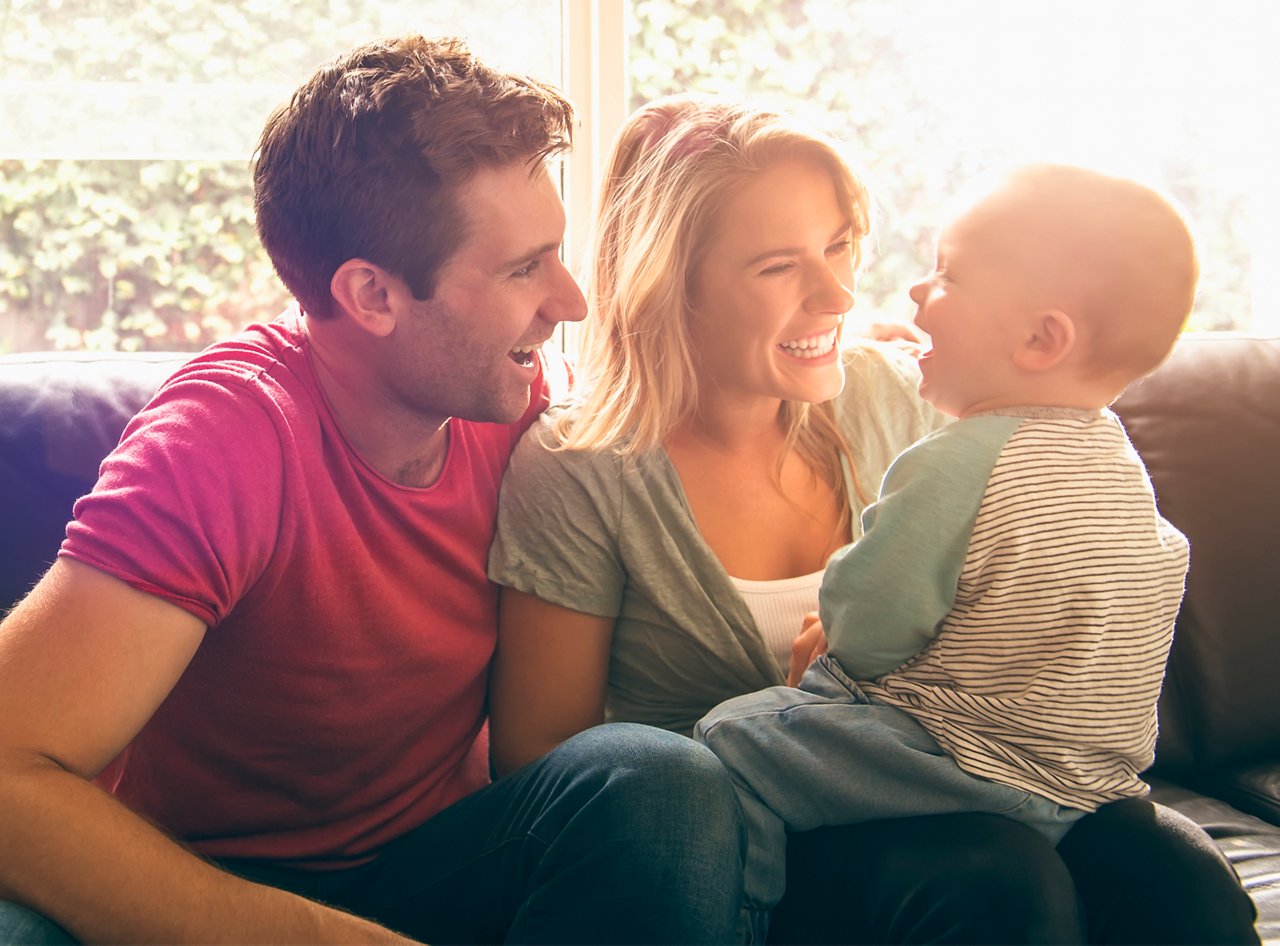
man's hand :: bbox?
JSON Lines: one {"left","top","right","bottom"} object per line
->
{"left": 787, "top": 611, "right": 828, "bottom": 687}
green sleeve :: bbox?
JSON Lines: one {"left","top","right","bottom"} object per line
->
{"left": 820, "top": 414, "right": 1023, "bottom": 678}
{"left": 488, "top": 409, "right": 625, "bottom": 618}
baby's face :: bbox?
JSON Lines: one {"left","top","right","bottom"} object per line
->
{"left": 907, "top": 199, "right": 1044, "bottom": 417}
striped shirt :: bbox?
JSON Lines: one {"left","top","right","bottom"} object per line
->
{"left": 822, "top": 407, "right": 1189, "bottom": 810}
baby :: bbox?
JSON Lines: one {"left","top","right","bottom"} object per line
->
{"left": 695, "top": 163, "right": 1199, "bottom": 935}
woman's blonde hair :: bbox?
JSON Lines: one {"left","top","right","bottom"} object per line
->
{"left": 559, "top": 94, "right": 872, "bottom": 504}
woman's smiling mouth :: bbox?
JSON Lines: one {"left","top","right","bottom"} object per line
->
{"left": 777, "top": 328, "right": 838, "bottom": 359}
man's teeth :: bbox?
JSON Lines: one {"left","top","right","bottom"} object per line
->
{"left": 510, "top": 342, "right": 543, "bottom": 366}
{"left": 778, "top": 330, "right": 837, "bottom": 358}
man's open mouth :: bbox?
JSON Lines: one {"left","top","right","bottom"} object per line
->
{"left": 509, "top": 342, "right": 542, "bottom": 367}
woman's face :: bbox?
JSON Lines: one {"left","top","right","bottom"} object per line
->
{"left": 688, "top": 158, "right": 855, "bottom": 412}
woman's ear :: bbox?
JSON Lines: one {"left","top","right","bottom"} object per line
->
{"left": 330, "top": 260, "right": 401, "bottom": 339}
{"left": 1014, "top": 309, "right": 1076, "bottom": 372}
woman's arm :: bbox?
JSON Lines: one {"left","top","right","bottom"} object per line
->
{"left": 490, "top": 587, "right": 615, "bottom": 777}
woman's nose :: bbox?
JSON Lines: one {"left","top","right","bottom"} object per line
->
{"left": 810, "top": 264, "right": 855, "bottom": 315}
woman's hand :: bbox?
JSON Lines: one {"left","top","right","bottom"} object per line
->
{"left": 787, "top": 611, "right": 828, "bottom": 686}
{"left": 859, "top": 321, "right": 925, "bottom": 353}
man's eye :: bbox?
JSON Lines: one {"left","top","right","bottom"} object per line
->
{"left": 512, "top": 260, "right": 540, "bottom": 279}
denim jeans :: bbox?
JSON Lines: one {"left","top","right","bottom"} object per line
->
{"left": 696, "top": 655, "right": 1084, "bottom": 912}
{"left": 0, "top": 723, "right": 745, "bottom": 945}
{"left": 0, "top": 903, "right": 73, "bottom": 945}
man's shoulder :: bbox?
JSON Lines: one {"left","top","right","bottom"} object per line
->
{"left": 123, "top": 313, "right": 320, "bottom": 455}
{"left": 166, "top": 313, "right": 306, "bottom": 390}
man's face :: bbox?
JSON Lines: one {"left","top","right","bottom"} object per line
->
{"left": 385, "top": 161, "right": 585, "bottom": 425}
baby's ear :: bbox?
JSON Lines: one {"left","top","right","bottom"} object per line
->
{"left": 1013, "top": 309, "right": 1076, "bottom": 371}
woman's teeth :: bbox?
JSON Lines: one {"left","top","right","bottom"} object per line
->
{"left": 778, "top": 329, "right": 837, "bottom": 359}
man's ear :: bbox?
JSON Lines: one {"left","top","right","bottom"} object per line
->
{"left": 329, "top": 260, "right": 402, "bottom": 339}
{"left": 1013, "top": 309, "right": 1076, "bottom": 372}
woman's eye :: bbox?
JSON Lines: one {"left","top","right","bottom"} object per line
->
{"left": 760, "top": 262, "right": 795, "bottom": 276}
{"left": 826, "top": 239, "right": 852, "bottom": 256}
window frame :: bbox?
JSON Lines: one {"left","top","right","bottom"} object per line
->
{"left": 559, "top": 0, "right": 628, "bottom": 355}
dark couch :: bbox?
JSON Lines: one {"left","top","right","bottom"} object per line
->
{"left": 1, "top": 336, "right": 1278, "bottom": 942}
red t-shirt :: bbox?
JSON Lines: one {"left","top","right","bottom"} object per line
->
{"left": 60, "top": 310, "right": 558, "bottom": 869}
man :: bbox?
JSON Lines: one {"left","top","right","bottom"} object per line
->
{"left": 0, "top": 35, "right": 744, "bottom": 944}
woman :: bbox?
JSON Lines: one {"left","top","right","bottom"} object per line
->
{"left": 488, "top": 95, "right": 1256, "bottom": 944}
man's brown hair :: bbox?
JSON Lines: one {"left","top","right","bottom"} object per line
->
{"left": 252, "top": 35, "right": 574, "bottom": 318}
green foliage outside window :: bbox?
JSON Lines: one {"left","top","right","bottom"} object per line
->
{"left": 0, "top": 0, "right": 1262, "bottom": 352}
{"left": 0, "top": 0, "right": 547, "bottom": 353}
{"left": 0, "top": 158, "right": 275, "bottom": 351}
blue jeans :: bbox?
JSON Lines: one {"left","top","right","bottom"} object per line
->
{"left": 0, "top": 723, "right": 744, "bottom": 944}
{"left": 696, "top": 655, "right": 1084, "bottom": 912}
{"left": 0, "top": 903, "right": 73, "bottom": 945}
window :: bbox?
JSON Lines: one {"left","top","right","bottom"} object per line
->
{"left": 5, "top": 1, "right": 1275, "bottom": 353}
{"left": 0, "top": 0, "right": 559, "bottom": 352}
{"left": 628, "top": 0, "right": 1280, "bottom": 335}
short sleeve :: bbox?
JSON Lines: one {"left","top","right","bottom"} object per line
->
{"left": 840, "top": 343, "right": 947, "bottom": 461}
{"left": 488, "top": 410, "right": 625, "bottom": 618}
{"left": 61, "top": 373, "right": 286, "bottom": 627}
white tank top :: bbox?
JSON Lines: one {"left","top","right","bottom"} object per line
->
{"left": 729, "top": 569, "right": 825, "bottom": 676}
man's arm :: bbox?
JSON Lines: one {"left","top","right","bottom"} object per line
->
{"left": 0, "top": 558, "right": 414, "bottom": 944}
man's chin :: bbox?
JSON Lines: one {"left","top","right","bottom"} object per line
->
{"left": 481, "top": 390, "right": 534, "bottom": 426}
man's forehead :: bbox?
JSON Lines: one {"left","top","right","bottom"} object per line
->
{"left": 460, "top": 160, "right": 560, "bottom": 211}
{"left": 445, "top": 162, "right": 566, "bottom": 267}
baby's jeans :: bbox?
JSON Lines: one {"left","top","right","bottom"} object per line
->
{"left": 694, "top": 654, "right": 1085, "bottom": 918}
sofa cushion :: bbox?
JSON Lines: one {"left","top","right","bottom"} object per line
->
{"left": 1198, "top": 763, "right": 1280, "bottom": 829}
{"left": 1113, "top": 336, "right": 1280, "bottom": 775}
{"left": 0, "top": 351, "right": 185, "bottom": 611}
{"left": 1150, "top": 778, "right": 1280, "bottom": 944}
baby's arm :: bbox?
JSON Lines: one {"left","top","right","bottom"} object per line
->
{"left": 822, "top": 415, "right": 1022, "bottom": 678}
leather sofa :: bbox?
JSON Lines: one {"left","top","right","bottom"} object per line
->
{"left": 1109, "top": 335, "right": 1280, "bottom": 943}
{"left": 2, "top": 335, "right": 1278, "bottom": 942}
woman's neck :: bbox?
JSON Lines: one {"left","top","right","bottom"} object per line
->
{"left": 664, "top": 397, "right": 848, "bottom": 580}
{"left": 667, "top": 394, "right": 788, "bottom": 457}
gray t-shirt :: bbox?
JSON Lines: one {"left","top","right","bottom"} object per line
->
{"left": 488, "top": 342, "right": 944, "bottom": 736}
